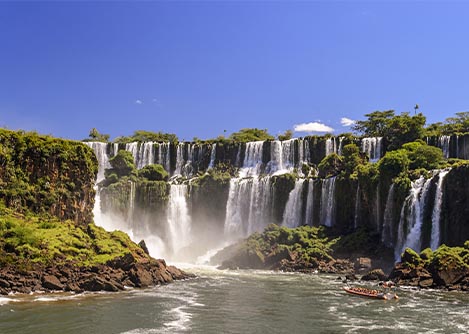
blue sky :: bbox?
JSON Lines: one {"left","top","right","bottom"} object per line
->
{"left": 1, "top": 1, "right": 469, "bottom": 141}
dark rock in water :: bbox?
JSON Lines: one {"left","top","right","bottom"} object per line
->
{"left": 345, "top": 274, "right": 358, "bottom": 281}
{"left": 430, "top": 266, "right": 468, "bottom": 286}
{"left": 361, "top": 269, "right": 386, "bottom": 281}
{"left": 42, "top": 275, "right": 64, "bottom": 291}
{"left": 388, "top": 261, "right": 469, "bottom": 291}
{"left": 355, "top": 257, "right": 372, "bottom": 273}
{"left": 139, "top": 240, "right": 150, "bottom": 255}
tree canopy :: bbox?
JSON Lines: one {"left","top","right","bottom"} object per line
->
{"left": 114, "top": 130, "right": 178, "bottom": 143}
{"left": 229, "top": 128, "right": 274, "bottom": 142}
{"left": 352, "top": 110, "right": 426, "bottom": 150}
{"left": 86, "top": 128, "right": 110, "bottom": 142}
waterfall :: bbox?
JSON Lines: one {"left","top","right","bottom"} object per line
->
{"left": 325, "top": 138, "right": 336, "bottom": 156}
{"left": 382, "top": 184, "right": 396, "bottom": 247}
{"left": 240, "top": 141, "right": 264, "bottom": 177}
{"left": 304, "top": 179, "right": 314, "bottom": 226}
{"left": 439, "top": 136, "right": 451, "bottom": 159}
{"left": 266, "top": 139, "right": 298, "bottom": 175}
{"left": 224, "top": 177, "right": 272, "bottom": 238}
{"left": 394, "top": 176, "right": 433, "bottom": 260}
{"left": 167, "top": 184, "right": 192, "bottom": 254}
{"left": 208, "top": 143, "right": 216, "bottom": 169}
{"left": 156, "top": 142, "right": 171, "bottom": 173}
{"left": 361, "top": 137, "right": 383, "bottom": 162}
{"left": 337, "top": 137, "right": 344, "bottom": 156}
{"left": 319, "top": 176, "right": 336, "bottom": 227}
{"left": 125, "top": 142, "right": 139, "bottom": 166}
{"left": 137, "top": 142, "right": 154, "bottom": 169}
{"left": 430, "top": 169, "right": 450, "bottom": 250}
{"left": 282, "top": 179, "right": 305, "bottom": 227}
{"left": 84, "top": 142, "right": 110, "bottom": 182}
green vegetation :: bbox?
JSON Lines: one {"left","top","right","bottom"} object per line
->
{"left": 0, "top": 205, "right": 144, "bottom": 267}
{"left": 318, "top": 153, "right": 343, "bottom": 178}
{"left": 85, "top": 128, "right": 110, "bottom": 142}
{"left": 277, "top": 129, "right": 293, "bottom": 141}
{"left": 240, "top": 224, "right": 339, "bottom": 263}
{"left": 425, "top": 111, "right": 469, "bottom": 136}
{"left": 400, "top": 245, "right": 469, "bottom": 271}
{"left": 0, "top": 129, "right": 97, "bottom": 223}
{"left": 107, "top": 150, "right": 136, "bottom": 178}
{"left": 353, "top": 110, "right": 426, "bottom": 150}
{"left": 229, "top": 128, "right": 274, "bottom": 142}
{"left": 114, "top": 130, "right": 178, "bottom": 143}
{"left": 138, "top": 164, "right": 169, "bottom": 181}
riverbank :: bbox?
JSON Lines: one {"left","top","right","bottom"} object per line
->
{"left": 1, "top": 266, "right": 468, "bottom": 334}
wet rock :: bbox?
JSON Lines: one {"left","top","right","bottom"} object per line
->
{"left": 361, "top": 269, "right": 387, "bottom": 281}
{"left": 138, "top": 240, "right": 150, "bottom": 255}
{"left": 42, "top": 275, "right": 64, "bottom": 291}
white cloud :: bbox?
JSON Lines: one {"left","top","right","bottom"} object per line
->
{"left": 135, "top": 99, "right": 143, "bottom": 104}
{"left": 341, "top": 117, "right": 355, "bottom": 127}
{"left": 294, "top": 122, "right": 334, "bottom": 133}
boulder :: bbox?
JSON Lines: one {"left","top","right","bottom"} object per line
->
{"left": 129, "top": 264, "right": 153, "bottom": 287}
{"left": 42, "top": 275, "right": 64, "bottom": 291}
{"left": 361, "top": 269, "right": 386, "bottom": 281}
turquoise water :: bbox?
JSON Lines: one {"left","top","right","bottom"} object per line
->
{"left": 1, "top": 266, "right": 468, "bottom": 334}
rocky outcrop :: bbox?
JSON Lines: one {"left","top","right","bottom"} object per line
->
{"left": 388, "top": 247, "right": 469, "bottom": 291}
{"left": 0, "top": 254, "right": 193, "bottom": 295}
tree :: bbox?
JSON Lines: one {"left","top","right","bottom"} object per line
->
{"left": 402, "top": 141, "right": 443, "bottom": 170}
{"left": 229, "top": 128, "right": 274, "bottom": 142}
{"left": 138, "top": 164, "right": 168, "bottom": 181}
{"left": 106, "top": 150, "right": 136, "bottom": 178}
{"left": 318, "top": 153, "right": 343, "bottom": 178}
{"left": 352, "top": 110, "right": 395, "bottom": 137}
{"left": 278, "top": 130, "right": 293, "bottom": 141}
{"left": 386, "top": 112, "right": 426, "bottom": 150}
{"left": 114, "top": 130, "right": 178, "bottom": 143}
{"left": 378, "top": 150, "right": 410, "bottom": 179}
{"left": 352, "top": 110, "right": 426, "bottom": 150}
{"left": 341, "top": 143, "right": 364, "bottom": 176}
{"left": 444, "top": 112, "right": 469, "bottom": 134}
{"left": 87, "top": 128, "right": 110, "bottom": 142}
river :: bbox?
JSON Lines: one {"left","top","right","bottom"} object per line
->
{"left": 1, "top": 265, "right": 468, "bottom": 334}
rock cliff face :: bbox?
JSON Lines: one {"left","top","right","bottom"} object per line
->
{"left": 0, "top": 130, "right": 97, "bottom": 225}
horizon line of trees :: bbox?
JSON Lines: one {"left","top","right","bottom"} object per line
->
{"left": 84, "top": 110, "right": 469, "bottom": 146}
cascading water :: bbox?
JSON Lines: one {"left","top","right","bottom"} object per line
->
{"left": 167, "top": 184, "right": 192, "bottom": 254}
{"left": 430, "top": 169, "right": 450, "bottom": 250}
{"left": 224, "top": 177, "right": 272, "bottom": 238}
{"left": 240, "top": 141, "right": 264, "bottom": 177}
{"left": 282, "top": 179, "right": 305, "bottom": 228}
{"left": 439, "top": 136, "right": 451, "bottom": 159}
{"left": 208, "top": 143, "right": 216, "bottom": 169}
{"left": 325, "top": 138, "right": 336, "bottom": 156}
{"left": 319, "top": 177, "right": 336, "bottom": 227}
{"left": 361, "top": 137, "right": 383, "bottom": 162}
{"left": 304, "top": 179, "right": 314, "bottom": 226}
{"left": 84, "top": 142, "right": 110, "bottom": 182}
{"left": 395, "top": 176, "right": 433, "bottom": 261}
{"left": 382, "top": 184, "right": 396, "bottom": 247}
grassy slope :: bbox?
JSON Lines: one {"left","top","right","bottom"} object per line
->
{"left": 0, "top": 204, "right": 146, "bottom": 268}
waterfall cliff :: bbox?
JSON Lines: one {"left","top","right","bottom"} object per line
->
{"left": 86, "top": 136, "right": 467, "bottom": 263}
